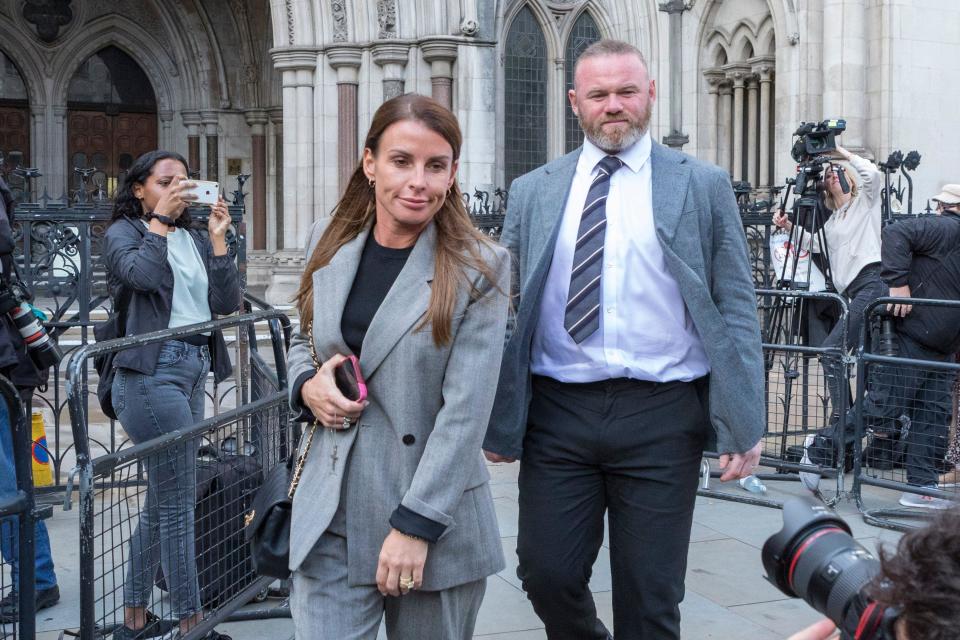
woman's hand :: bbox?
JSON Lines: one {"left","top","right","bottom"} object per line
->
{"left": 300, "top": 353, "right": 365, "bottom": 428}
{"left": 376, "top": 529, "right": 428, "bottom": 597}
{"left": 208, "top": 197, "right": 230, "bottom": 256}
{"left": 786, "top": 619, "right": 838, "bottom": 640}
{"left": 153, "top": 175, "right": 196, "bottom": 219}
{"left": 773, "top": 209, "right": 793, "bottom": 231}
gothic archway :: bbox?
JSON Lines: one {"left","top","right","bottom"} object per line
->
{"left": 0, "top": 50, "right": 31, "bottom": 181}
{"left": 66, "top": 46, "right": 158, "bottom": 197}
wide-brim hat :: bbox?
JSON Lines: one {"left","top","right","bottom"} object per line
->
{"left": 932, "top": 184, "right": 960, "bottom": 205}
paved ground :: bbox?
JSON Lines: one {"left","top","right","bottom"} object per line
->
{"left": 21, "top": 458, "right": 914, "bottom": 640}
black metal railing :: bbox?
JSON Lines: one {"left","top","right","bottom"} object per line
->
{"left": 65, "top": 311, "right": 290, "bottom": 640}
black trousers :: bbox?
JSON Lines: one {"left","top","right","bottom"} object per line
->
{"left": 862, "top": 332, "right": 953, "bottom": 486}
{"left": 516, "top": 375, "right": 710, "bottom": 640}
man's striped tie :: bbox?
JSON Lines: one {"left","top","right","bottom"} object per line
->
{"left": 564, "top": 155, "right": 623, "bottom": 343}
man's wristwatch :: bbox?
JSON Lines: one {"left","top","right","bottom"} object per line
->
{"left": 147, "top": 212, "right": 177, "bottom": 227}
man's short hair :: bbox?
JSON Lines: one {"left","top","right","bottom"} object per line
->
{"left": 868, "top": 507, "right": 960, "bottom": 640}
{"left": 573, "top": 39, "right": 648, "bottom": 80}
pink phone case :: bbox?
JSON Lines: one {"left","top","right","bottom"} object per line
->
{"left": 334, "top": 355, "right": 367, "bottom": 402}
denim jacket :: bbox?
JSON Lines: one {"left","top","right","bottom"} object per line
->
{"left": 103, "top": 217, "right": 240, "bottom": 382}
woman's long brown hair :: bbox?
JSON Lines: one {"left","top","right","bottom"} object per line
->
{"left": 294, "top": 93, "right": 500, "bottom": 346}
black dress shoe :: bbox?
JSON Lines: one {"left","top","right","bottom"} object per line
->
{"left": 0, "top": 584, "right": 60, "bottom": 622}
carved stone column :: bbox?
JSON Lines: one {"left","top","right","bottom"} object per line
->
{"left": 269, "top": 107, "right": 283, "bottom": 251}
{"left": 420, "top": 38, "right": 458, "bottom": 109}
{"left": 181, "top": 111, "right": 202, "bottom": 174}
{"left": 327, "top": 45, "right": 363, "bottom": 194}
{"left": 158, "top": 110, "right": 174, "bottom": 150}
{"left": 726, "top": 65, "right": 749, "bottom": 181}
{"left": 266, "top": 47, "right": 318, "bottom": 305}
{"left": 703, "top": 70, "right": 724, "bottom": 166}
{"left": 371, "top": 41, "right": 411, "bottom": 102}
{"left": 756, "top": 64, "right": 775, "bottom": 187}
{"left": 823, "top": 0, "right": 867, "bottom": 148}
{"left": 746, "top": 75, "right": 759, "bottom": 187}
{"left": 245, "top": 109, "right": 268, "bottom": 251}
{"left": 718, "top": 82, "right": 733, "bottom": 175}
{"left": 659, "top": 0, "right": 691, "bottom": 148}
{"left": 200, "top": 110, "right": 219, "bottom": 181}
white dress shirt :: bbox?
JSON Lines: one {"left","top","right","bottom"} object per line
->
{"left": 530, "top": 134, "right": 711, "bottom": 383}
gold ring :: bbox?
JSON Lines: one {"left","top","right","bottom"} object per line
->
{"left": 399, "top": 576, "right": 415, "bottom": 591}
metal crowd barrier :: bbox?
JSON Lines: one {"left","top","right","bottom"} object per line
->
{"left": 699, "top": 290, "right": 850, "bottom": 508}
{"left": 65, "top": 311, "right": 291, "bottom": 640}
{"left": 0, "top": 375, "right": 37, "bottom": 640}
{"left": 853, "top": 297, "right": 960, "bottom": 531}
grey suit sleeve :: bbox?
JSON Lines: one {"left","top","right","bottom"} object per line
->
{"left": 287, "top": 221, "right": 328, "bottom": 420}
{"left": 399, "top": 248, "right": 511, "bottom": 529}
{"left": 709, "top": 173, "right": 765, "bottom": 454}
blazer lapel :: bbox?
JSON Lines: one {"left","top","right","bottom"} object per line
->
{"left": 358, "top": 222, "right": 436, "bottom": 379}
{"left": 311, "top": 224, "right": 370, "bottom": 357}
{"left": 650, "top": 142, "right": 691, "bottom": 247}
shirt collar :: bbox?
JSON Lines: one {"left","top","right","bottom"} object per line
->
{"left": 579, "top": 130, "right": 652, "bottom": 175}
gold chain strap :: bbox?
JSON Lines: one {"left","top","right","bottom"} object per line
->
{"left": 287, "top": 324, "right": 323, "bottom": 499}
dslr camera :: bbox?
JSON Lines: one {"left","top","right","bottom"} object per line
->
{"left": 791, "top": 119, "right": 847, "bottom": 164}
{"left": 0, "top": 278, "right": 62, "bottom": 370}
{"left": 763, "top": 498, "right": 898, "bottom": 639}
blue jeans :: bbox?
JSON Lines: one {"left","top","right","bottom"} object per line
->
{"left": 0, "top": 394, "right": 58, "bottom": 591}
{"left": 114, "top": 340, "right": 210, "bottom": 619}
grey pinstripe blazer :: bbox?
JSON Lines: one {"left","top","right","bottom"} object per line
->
{"left": 287, "top": 218, "right": 508, "bottom": 591}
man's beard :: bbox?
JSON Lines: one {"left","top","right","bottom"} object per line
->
{"left": 581, "top": 111, "right": 650, "bottom": 153}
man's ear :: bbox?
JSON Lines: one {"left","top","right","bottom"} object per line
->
{"left": 568, "top": 89, "right": 578, "bottom": 116}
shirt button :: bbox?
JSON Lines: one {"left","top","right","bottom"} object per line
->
{"left": 606, "top": 262, "right": 615, "bottom": 268}
{"left": 606, "top": 307, "right": 614, "bottom": 314}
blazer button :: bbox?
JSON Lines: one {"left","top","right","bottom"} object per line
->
{"left": 402, "top": 434, "right": 416, "bottom": 446}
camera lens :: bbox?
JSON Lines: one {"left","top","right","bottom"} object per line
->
{"left": 763, "top": 498, "right": 883, "bottom": 632}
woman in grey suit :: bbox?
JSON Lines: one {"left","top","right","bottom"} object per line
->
{"left": 286, "top": 94, "right": 509, "bottom": 639}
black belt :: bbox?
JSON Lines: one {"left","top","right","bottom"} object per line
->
{"left": 175, "top": 334, "right": 210, "bottom": 347}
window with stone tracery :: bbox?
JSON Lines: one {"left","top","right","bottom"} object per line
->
{"left": 502, "top": 1, "right": 605, "bottom": 186}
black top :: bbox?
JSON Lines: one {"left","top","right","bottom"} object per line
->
{"left": 881, "top": 211, "right": 960, "bottom": 354}
{"left": 341, "top": 232, "right": 413, "bottom": 355}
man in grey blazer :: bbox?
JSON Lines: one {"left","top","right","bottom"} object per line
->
{"left": 483, "top": 40, "right": 765, "bottom": 639}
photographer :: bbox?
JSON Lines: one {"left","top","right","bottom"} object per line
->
{"left": 0, "top": 176, "right": 59, "bottom": 620}
{"left": 788, "top": 506, "right": 960, "bottom": 639}
{"left": 773, "top": 146, "right": 887, "bottom": 459}
{"left": 859, "top": 183, "right": 960, "bottom": 509}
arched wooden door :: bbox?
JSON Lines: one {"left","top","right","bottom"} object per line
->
{"left": 0, "top": 50, "right": 31, "bottom": 190}
{"left": 67, "top": 46, "right": 157, "bottom": 197}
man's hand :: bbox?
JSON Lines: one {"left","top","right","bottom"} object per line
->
{"left": 786, "top": 619, "right": 838, "bottom": 640}
{"left": 887, "top": 284, "right": 912, "bottom": 317}
{"left": 719, "top": 441, "right": 762, "bottom": 482}
{"left": 483, "top": 450, "right": 516, "bottom": 464}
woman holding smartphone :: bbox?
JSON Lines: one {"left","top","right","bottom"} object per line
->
{"left": 286, "top": 94, "right": 509, "bottom": 639}
{"left": 104, "top": 150, "right": 239, "bottom": 640}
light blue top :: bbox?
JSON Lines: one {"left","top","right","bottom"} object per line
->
{"left": 163, "top": 226, "right": 211, "bottom": 330}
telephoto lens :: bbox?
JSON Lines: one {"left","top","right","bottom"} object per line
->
{"left": 762, "top": 498, "right": 898, "bottom": 639}
{"left": 876, "top": 312, "right": 899, "bottom": 357}
{"left": 9, "top": 304, "right": 63, "bottom": 369}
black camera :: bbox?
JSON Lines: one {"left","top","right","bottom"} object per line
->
{"left": 791, "top": 119, "right": 847, "bottom": 164}
{"left": 0, "top": 280, "right": 62, "bottom": 370}
{"left": 763, "top": 498, "right": 899, "bottom": 639}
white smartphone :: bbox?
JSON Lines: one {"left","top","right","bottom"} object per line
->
{"left": 183, "top": 180, "right": 220, "bottom": 206}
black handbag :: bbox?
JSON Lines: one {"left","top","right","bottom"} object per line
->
{"left": 93, "top": 285, "right": 132, "bottom": 421}
{"left": 94, "top": 218, "right": 143, "bottom": 420}
{"left": 244, "top": 325, "right": 321, "bottom": 579}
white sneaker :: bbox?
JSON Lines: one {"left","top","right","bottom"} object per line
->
{"left": 798, "top": 434, "right": 822, "bottom": 493}
{"left": 899, "top": 486, "right": 955, "bottom": 510}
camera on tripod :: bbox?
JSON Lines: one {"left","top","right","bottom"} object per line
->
{"left": 791, "top": 119, "right": 847, "bottom": 164}
{"left": 763, "top": 498, "right": 898, "bottom": 639}
{"left": 0, "top": 279, "right": 62, "bottom": 370}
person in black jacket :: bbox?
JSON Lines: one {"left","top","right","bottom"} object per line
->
{"left": 0, "top": 177, "right": 60, "bottom": 620}
{"left": 103, "top": 151, "right": 239, "bottom": 640}
{"left": 862, "top": 184, "right": 960, "bottom": 509}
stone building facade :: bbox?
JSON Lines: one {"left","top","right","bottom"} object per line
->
{"left": 1, "top": 0, "right": 957, "bottom": 302}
